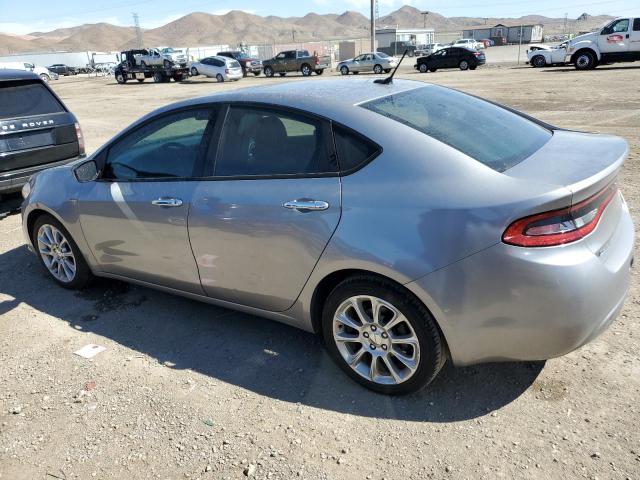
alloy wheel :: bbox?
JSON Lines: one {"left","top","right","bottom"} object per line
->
{"left": 332, "top": 295, "right": 421, "bottom": 385}
{"left": 37, "top": 224, "right": 76, "bottom": 283}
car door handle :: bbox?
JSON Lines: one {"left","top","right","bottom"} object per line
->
{"left": 283, "top": 199, "right": 329, "bottom": 212}
{"left": 151, "top": 197, "right": 183, "bottom": 207}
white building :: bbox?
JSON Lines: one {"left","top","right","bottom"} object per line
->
{"left": 375, "top": 28, "right": 436, "bottom": 48}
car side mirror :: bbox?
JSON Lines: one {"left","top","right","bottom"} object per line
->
{"left": 74, "top": 160, "right": 99, "bottom": 182}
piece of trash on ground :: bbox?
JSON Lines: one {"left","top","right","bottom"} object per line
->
{"left": 74, "top": 344, "right": 106, "bottom": 359}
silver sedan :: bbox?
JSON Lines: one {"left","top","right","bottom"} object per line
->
{"left": 338, "top": 52, "right": 397, "bottom": 75}
{"left": 21, "top": 79, "right": 634, "bottom": 394}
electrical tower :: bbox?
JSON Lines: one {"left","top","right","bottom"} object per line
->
{"left": 133, "top": 12, "right": 143, "bottom": 48}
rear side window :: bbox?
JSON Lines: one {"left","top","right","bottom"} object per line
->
{"left": 333, "top": 125, "right": 380, "bottom": 173}
{"left": 634, "top": 18, "right": 640, "bottom": 31}
{"left": 0, "top": 81, "right": 64, "bottom": 120}
{"left": 361, "top": 86, "right": 552, "bottom": 172}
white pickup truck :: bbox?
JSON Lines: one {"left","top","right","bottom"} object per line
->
{"left": 567, "top": 16, "right": 640, "bottom": 69}
{"left": 136, "top": 48, "right": 188, "bottom": 69}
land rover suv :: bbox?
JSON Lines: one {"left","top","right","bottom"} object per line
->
{"left": 0, "top": 69, "right": 84, "bottom": 196}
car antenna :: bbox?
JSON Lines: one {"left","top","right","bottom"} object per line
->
{"left": 374, "top": 49, "right": 408, "bottom": 85}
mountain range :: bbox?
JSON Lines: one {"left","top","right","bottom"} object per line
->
{"left": 0, "top": 6, "right": 614, "bottom": 55}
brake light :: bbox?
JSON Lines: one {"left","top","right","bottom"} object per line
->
{"left": 75, "top": 122, "right": 85, "bottom": 156}
{"left": 474, "top": 52, "right": 481, "bottom": 57}
{"left": 502, "top": 183, "right": 617, "bottom": 247}
{"left": 315, "top": 57, "right": 320, "bottom": 65}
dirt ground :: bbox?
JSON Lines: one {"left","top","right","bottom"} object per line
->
{"left": 1, "top": 63, "right": 639, "bottom": 480}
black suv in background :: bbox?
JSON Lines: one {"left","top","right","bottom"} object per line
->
{"left": 415, "top": 46, "right": 486, "bottom": 72}
{"left": 0, "top": 70, "right": 84, "bottom": 198}
{"left": 47, "top": 64, "right": 77, "bottom": 76}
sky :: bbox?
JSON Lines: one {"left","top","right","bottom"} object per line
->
{"left": 0, "top": 0, "right": 637, "bottom": 35}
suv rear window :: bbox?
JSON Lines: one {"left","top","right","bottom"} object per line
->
{"left": 361, "top": 85, "right": 552, "bottom": 172}
{"left": 0, "top": 80, "right": 65, "bottom": 120}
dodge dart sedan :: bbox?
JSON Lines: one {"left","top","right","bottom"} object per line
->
{"left": 22, "top": 79, "right": 634, "bottom": 394}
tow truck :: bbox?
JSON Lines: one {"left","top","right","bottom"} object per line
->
{"left": 114, "top": 49, "right": 190, "bottom": 84}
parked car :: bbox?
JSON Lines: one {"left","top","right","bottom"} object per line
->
{"left": 566, "top": 16, "right": 640, "bottom": 70}
{"left": 0, "top": 69, "right": 84, "bottom": 196}
{"left": 21, "top": 78, "right": 634, "bottom": 395}
{"left": 377, "top": 41, "right": 418, "bottom": 57}
{"left": 0, "top": 62, "right": 58, "bottom": 83}
{"left": 159, "top": 47, "right": 189, "bottom": 65}
{"left": 337, "top": 52, "right": 397, "bottom": 75}
{"left": 527, "top": 44, "right": 567, "bottom": 67}
{"left": 47, "top": 64, "right": 77, "bottom": 76}
{"left": 415, "top": 46, "right": 486, "bottom": 72}
{"left": 189, "top": 56, "right": 243, "bottom": 82}
{"left": 454, "top": 38, "right": 482, "bottom": 50}
{"left": 217, "top": 51, "right": 262, "bottom": 76}
{"left": 262, "top": 50, "right": 331, "bottom": 77}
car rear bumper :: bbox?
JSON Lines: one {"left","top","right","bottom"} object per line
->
{"left": 406, "top": 198, "right": 635, "bottom": 366}
{"left": 0, "top": 156, "right": 80, "bottom": 194}
{"left": 225, "top": 72, "right": 243, "bottom": 80}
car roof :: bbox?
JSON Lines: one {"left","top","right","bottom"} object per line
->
{"left": 0, "top": 69, "right": 39, "bottom": 81}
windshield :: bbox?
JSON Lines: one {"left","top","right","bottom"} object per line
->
{"left": 361, "top": 86, "right": 552, "bottom": 172}
{"left": 235, "top": 52, "right": 250, "bottom": 59}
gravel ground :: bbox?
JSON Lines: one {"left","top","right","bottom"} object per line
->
{"left": 1, "top": 63, "right": 639, "bottom": 480}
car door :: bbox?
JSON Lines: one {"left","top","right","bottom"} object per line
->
{"left": 447, "top": 48, "right": 462, "bottom": 68}
{"left": 188, "top": 104, "right": 342, "bottom": 312}
{"left": 430, "top": 49, "right": 448, "bottom": 68}
{"left": 598, "top": 18, "right": 631, "bottom": 54}
{"left": 272, "top": 52, "right": 286, "bottom": 72}
{"left": 286, "top": 51, "right": 298, "bottom": 72}
{"left": 77, "top": 107, "right": 220, "bottom": 294}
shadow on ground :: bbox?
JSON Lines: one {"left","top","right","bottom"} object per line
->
{"left": 0, "top": 245, "right": 543, "bottom": 422}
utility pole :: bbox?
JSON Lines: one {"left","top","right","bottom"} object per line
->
{"left": 421, "top": 11, "right": 429, "bottom": 29}
{"left": 370, "top": 0, "right": 376, "bottom": 52}
{"left": 132, "top": 12, "right": 143, "bottom": 48}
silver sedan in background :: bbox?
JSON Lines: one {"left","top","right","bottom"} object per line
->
{"left": 338, "top": 52, "right": 397, "bottom": 75}
{"left": 21, "top": 79, "right": 634, "bottom": 394}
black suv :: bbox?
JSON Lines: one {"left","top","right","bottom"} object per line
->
{"left": 415, "top": 47, "right": 486, "bottom": 73}
{"left": 0, "top": 69, "right": 84, "bottom": 196}
{"left": 47, "top": 64, "right": 77, "bottom": 76}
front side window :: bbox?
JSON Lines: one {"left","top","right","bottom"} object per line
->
{"left": 276, "top": 53, "right": 285, "bottom": 59}
{"left": 215, "top": 106, "right": 337, "bottom": 176}
{"left": 603, "top": 19, "right": 629, "bottom": 34}
{"left": 103, "top": 109, "right": 214, "bottom": 180}
{"left": 361, "top": 86, "right": 552, "bottom": 172}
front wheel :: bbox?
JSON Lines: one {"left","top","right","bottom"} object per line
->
{"left": 116, "top": 72, "right": 126, "bottom": 84}
{"left": 574, "top": 50, "right": 596, "bottom": 70}
{"left": 39, "top": 74, "right": 50, "bottom": 83}
{"left": 373, "top": 64, "right": 383, "bottom": 74}
{"left": 322, "top": 275, "right": 445, "bottom": 395}
{"left": 190, "top": 67, "right": 199, "bottom": 76}
{"left": 340, "top": 65, "right": 349, "bottom": 75}
{"left": 32, "top": 214, "right": 92, "bottom": 290}
{"left": 278, "top": 72, "right": 286, "bottom": 77}
{"left": 459, "top": 60, "right": 469, "bottom": 71}
{"left": 418, "top": 63, "right": 428, "bottom": 73}
{"left": 264, "top": 66, "right": 274, "bottom": 77}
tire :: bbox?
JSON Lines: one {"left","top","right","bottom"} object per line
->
{"left": 137, "top": 78, "right": 144, "bottom": 83}
{"left": 459, "top": 60, "right": 469, "bottom": 71}
{"left": 373, "top": 64, "right": 383, "bottom": 74}
{"left": 429, "top": 68, "right": 437, "bottom": 72}
{"left": 32, "top": 214, "right": 92, "bottom": 290}
{"left": 418, "top": 63, "right": 428, "bottom": 73}
{"left": 384, "top": 69, "right": 391, "bottom": 73}
{"left": 340, "top": 65, "right": 349, "bottom": 75}
{"left": 469, "top": 65, "right": 477, "bottom": 70}
{"left": 353, "top": 71, "right": 360, "bottom": 75}
{"left": 322, "top": 275, "right": 445, "bottom": 395}
{"left": 532, "top": 55, "right": 546, "bottom": 68}
{"left": 39, "top": 74, "right": 50, "bottom": 83}
{"left": 574, "top": 50, "right": 596, "bottom": 70}
{"left": 301, "top": 64, "right": 312, "bottom": 76}
{"left": 216, "top": 73, "right": 224, "bottom": 82}
{"left": 278, "top": 72, "right": 286, "bottom": 77}
{"left": 153, "top": 72, "right": 163, "bottom": 83}
{"left": 315, "top": 69, "right": 324, "bottom": 75}
{"left": 191, "top": 67, "right": 199, "bottom": 76}
{"left": 116, "top": 72, "right": 126, "bottom": 84}
{"left": 172, "top": 74, "right": 184, "bottom": 82}
{"left": 253, "top": 71, "right": 261, "bottom": 76}
{"left": 264, "top": 66, "right": 274, "bottom": 77}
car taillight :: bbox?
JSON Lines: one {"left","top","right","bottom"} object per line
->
{"left": 502, "top": 183, "right": 617, "bottom": 247}
{"left": 225, "top": 68, "right": 230, "bottom": 73}
{"left": 75, "top": 122, "right": 85, "bottom": 156}
{"left": 474, "top": 51, "right": 481, "bottom": 57}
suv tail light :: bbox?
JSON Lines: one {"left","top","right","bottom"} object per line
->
{"left": 473, "top": 51, "right": 482, "bottom": 57}
{"left": 315, "top": 57, "right": 320, "bottom": 65}
{"left": 75, "top": 122, "right": 85, "bottom": 156}
{"left": 502, "top": 183, "right": 617, "bottom": 247}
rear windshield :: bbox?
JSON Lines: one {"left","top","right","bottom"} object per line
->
{"left": 361, "top": 86, "right": 552, "bottom": 172}
{"left": 0, "top": 81, "right": 65, "bottom": 120}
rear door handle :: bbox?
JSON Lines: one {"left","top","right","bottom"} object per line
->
{"left": 151, "top": 197, "right": 183, "bottom": 207}
{"left": 283, "top": 199, "right": 329, "bottom": 212}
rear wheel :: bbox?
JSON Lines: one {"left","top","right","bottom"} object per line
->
{"left": 253, "top": 71, "right": 261, "bottom": 76}
{"left": 340, "top": 65, "right": 349, "bottom": 75}
{"left": 469, "top": 65, "right": 477, "bottom": 70}
{"left": 32, "top": 214, "right": 92, "bottom": 290}
{"left": 418, "top": 63, "right": 428, "bottom": 73}
{"left": 459, "top": 60, "right": 469, "bottom": 70}
{"left": 279, "top": 72, "right": 286, "bottom": 77}
{"left": 315, "top": 69, "right": 324, "bottom": 75}
{"left": 216, "top": 73, "right": 224, "bottom": 82}
{"left": 429, "top": 68, "right": 437, "bottom": 72}
{"left": 532, "top": 55, "right": 546, "bottom": 68}
{"left": 373, "top": 64, "right": 383, "bottom": 74}
{"left": 384, "top": 69, "right": 391, "bottom": 73}
{"left": 322, "top": 275, "right": 445, "bottom": 395}
{"left": 301, "top": 64, "right": 312, "bottom": 76}
{"left": 264, "top": 66, "right": 274, "bottom": 77}
{"left": 153, "top": 72, "right": 163, "bottom": 83}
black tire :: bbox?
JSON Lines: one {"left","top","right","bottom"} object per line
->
{"left": 459, "top": 60, "right": 469, "bottom": 71}
{"left": 116, "top": 72, "right": 126, "bottom": 84}
{"left": 137, "top": 78, "right": 144, "bottom": 83}
{"left": 418, "top": 63, "right": 428, "bottom": 73}
{"left": 301, "top": 64, "right": 312, "bottom": 76}
{"left": 264, "top": 66, "right": 274, "bottom": 77}
{"left": 373, "top": 64, "right": 383, "bottom": 74}
{"left": 253, "top": 71, "right": 261, "bottom": 76}
{"left": 574, "top": 50, "right": 596, "bottom": 70}
{"left": 384, "top": 69, "right": 391, "bottom": 73}
{"left": 32, "top": 214, "right": 92, "bottom": 290}
{"left": 429, "top": 68, "right": 437, "bottom": 72}
{"left": 216, "top": 73, "right": 224, "bottom": 82}
{"left": 469, "top": 65, "right": 477, "bottom": 70}
{"left": 172, "top": 74, "right": 184, "bottom": 82}
{"left": 340, "top": 65, "right": 349, "bottom": 75}
{"left": 190, "top": 66, "right": 199, "bottom": 76}
{"left": 353, "top": 71, "right": 360, "bottom": 75}
{"left": 278, "top": 72, "right": 286, "bottom": 77}
{"left": 322, "top": 275, "right": 445, "bottom": 395}
{"left": 532, "top": 55, "right": 546, "bottom": 68}
{"left": 153, "top": 72, "right": 163, "bottom": 83}
{"left": 315, "top": 69, "right": 324, "bottom": 75}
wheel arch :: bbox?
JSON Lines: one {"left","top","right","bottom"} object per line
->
{"left": 571, "top": 47, "right": 599, "bottom": 64}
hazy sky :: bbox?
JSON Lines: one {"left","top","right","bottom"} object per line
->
{"left": 1, "top": 0, "right": 637, "bottom": 35}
